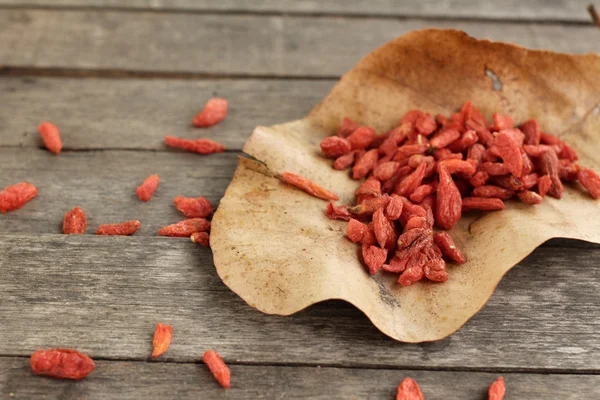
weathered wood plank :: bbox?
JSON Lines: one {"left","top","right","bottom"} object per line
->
{"left": 0, "top": 0, "right": 592, "bottom": 22}
{"left": 0, "top": 357, "right": 598, "bottom": 399}
{"left": 0, "top": 77, "right": 332, "bottom": 150}
{"left": 0, "top": 10, "right": 597, "bottom": 77}
{"left": 0, "top": 148, "right": 237, "bottom": 235}
{"left": 0, "top": 231, "right": 599, "bottom": 370}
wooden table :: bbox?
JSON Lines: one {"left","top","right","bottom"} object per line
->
{"left": 0, "top": 1, "right": 599, "bottom": 398}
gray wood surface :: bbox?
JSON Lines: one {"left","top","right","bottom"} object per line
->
{"left": 0, "top": 10, "right": 598, "bottom": 78}
{"left": 1, "top": 230, "right": 599, "bottom": 371}
{"left": 0, "top": 77, "right": 331, "bottom": 150}
{"left": 0, "top": 0, "right": 593, "bottom": 22}
{"left": 1, "top": 357, "right": 599, "bottom": 399}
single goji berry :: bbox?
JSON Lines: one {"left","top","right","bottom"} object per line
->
{"left": 398, "top": 265, "right": 425, "bottom": 286}
{"left": 438, "top": 159, "right": 477, "bottom": 177}
{"left": 152, "top": 323, "right": 173, "bottom": 358}
{"left": 396, "top": 377, "right": 424, "bottom": 400}
{"left": 521, "top": 151, "right": 534, "bottom": 175}
{"left": 481, "top": 162, "right": 510, "bottom": 176}
{"left": 192, "top": 98, "right": 228, "bottom": 127}
{"left": 136, "top": 174, "right": 160, "bottom": 202}
{"left": 382, "top": 165, "right": 413, "bottom": 194}
{"left": 430, "top": 128, "right": 460, "bottom": 149}
{"left": 373, "top": 207, "right": 397, "bottom": 249}
{"left": 362, "top": 244, "right": 388, "bottom": 274}
{"left": 501, "top": 128, "right": 525, "bottom": 147}
{"left": 494, "top": 130, "right": 523, "bottom": 177}
{"left": 400, "top": 110, "right": 423, "bottom": 125}
{"left": 517, "top": 190, "right": 543, "bottom": 205}
{"left": 399, "top": 197, "right": 427, "bottom": 227}
{"left": 491, "top": 113, "right": 514, "bottom": 131}
{"left": 393, "top": 144, "right": 429, "bottom": 161}
{"left": 395, "top": 163, "right": 427, "bottom": 197}
{"left": 520, "top": 119, "right": 541, "bottom": 145}
{"left": 404, "top": 216, "right": 428, "bottom": 231}
{"left": 409, "top": 184, "right": 435, "bottom": 204}
{"left": 191, "top": 231, "right": 210, "bottom": 247}
{"left": 158, "top": 218, "right": 210, "bottom": 237}
{"left": 379, "top": 124, "right": 411, "bottom": 156}
{"left": 384, "top": 194, "right": 404, "bottom": 220}
{"left": 320, "top": 136, "right": 352, "bottom": 158}
{"left": 333, "top": 150, "right": 357, "bottom": 170}
{"left": 397, "top": 227, "right": 431, "bottom": 249}
{"left": 63, "top": 206, "right": 87, "bottom": 234}
{"left": 521, "top": 173, "right": 539, "bottom": 189}
{"left": 280, "top": 172, "right": 339, "bottom": 201}
{"left": 472, "top": 185, "right": 514, "bottom": 200}
{"left": 347, "top": 126, "right": 376, "bottom": 150}
{"left": 352, "top": 149, "right": 379, "bottom": 180}
{"left": 0, "top": 182, "right": 38, "bottom": 213}
{"left": 539, "top": 150, "right": 563, "bottom": 198}
{"left": 522, "top": 144, "right": 560, "bottom": 158}
{"left": 415, "top": 113, "right": 436, "bottom": 136}
{"left": 433, "top": 231, "right": 465, "bottom": 264}
{"left": 467, "top": 143, "right": 486, "bottom": 165}
{"left": 493, "top": 175, "right": 525, "bottom": 191}
{"left": 469, "top": 170, "right": 489, "bottom": 187}
{"left": 174, "top": 195, "right": 213, "bottom": 218}
{"left": 38, "top": 122, "right": 63, "bottom": 154}
{"left": 203, "top": 350, "right": 230, "bottom": 388}
{"left": 559, "top": 142, "right": 578, "bottom": 161}
{"left": 325, "top": 202, "right": 351, "bottom": 221}
{"left": 577, "top": 167, "right": 600, "bottom": 199}
{"left": 433, "top": 148, "right": 463, "bottom": 161}
{"left": 383, "top": 256, "right": 408, "bottom": 273}
{"left": 488, "top": 376, "right": 506, "bottom": 400}
{"left": 164, "top": 136, "right": 225, "bottom": 154}
{"left": 355, "top": 177, "right": 382, "bottom": 198}
{"left": 30, "top": 349, "right": 95, "bottom": 380}
{"left": 462, "top": 197, "right": 504, "bottom": 211}
{"left": 559, "top": 161, "right": 580, "bottom": 181}
{"left": 537, "top": 175, "right": 552, "bottom": 197}
{"left": 349, "top": 196, "right": 390, "bottom": 218}
{"left": 346, "top": 218, "right": 367, "bottom": 243}
{"left": 435, "top": 165, "right": 462, "bottom": 230}
{"left": 96, "top": 220, "right": 141, "bottom": 235}
{"left": 423, "top": 255, "right": 448, "bottom": 282}
{"left": 337, "top": 117, "right": 359, "bottom": 137}
{"left": 374, "top": 161, "right": 401, "bottom": 181}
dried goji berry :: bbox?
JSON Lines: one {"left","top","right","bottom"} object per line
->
{"left": 379, "top": 124, "right": 411, "bottom": 156}
{"left": 398, "top": 265, "right": 425, "bottom": 286}
{"left": 537, "top": 175, "right": 552, "bottom": 197}
{"left": 63, "top": 206, "right": 87, "bottom": 234}
{"left": 333, "top": 150, "right": 357, "bottom": 170}
{"left": 383, "top": 256, "right": 408, "bottom": 273}
{"left": 493, "top": 175, "right": 525, "bottom": 191}
{"left": 191, "top": 231, "right": 210, "bottom": 247}
{"left": 521, "top": 151, "right": 534, "bottom": 175}
{"left": 435, "top": 165, "right": 462, "bottom": 230}
{"left": 434, "top": 231, "right": 465, "bottom": 264}
{"left": 362, "top": 244, "right": 388, "bottom": 274}
{"left": 491, "top": 113, "right": 514, "bottom": 131}
{"left": 467, "top": 143, "right": 486, "bottom": 165}
{"left": 494, "top": 130, "right": 523, "bottom": 177}
{"left": 397, "top": 227, "right": 430, "bottom": 249}
{"left": 559, "top": 161, "right": 580, "bottom": 181}
{"left": 393, "top": 144, "right": 429, "bottom": 161}
{"left": 38, "top": 122, "right": 63, "bottom": 154}
{"left": 382, "top": 165, "right": 413, "bottom": 194}
{"left": 438, "top": 159, "right": 477, "bottom": 177}
{"left": 203, "top": 350, "right": 230, "bottom": 388}
{"left": 346, "top": 218, "right": 367, "bottom": 243}
{"left": 152, "top": 323, "right": 173, "bottom": 358}
{"left": 320, "top": 136, "right": 352, "bottom": 158}
{"left": 280, "top": 172, "right": 339, "bottom": 201}
{"left": 472, "top": 185, "right": 514, "bottom": 200}
{"left": 0, "top": 182, "right": 38, "bottom": 213}
{"left": 400, "top": 110, "right": 423, "bottom": 125}
{"left": 384, "top": 194, "right": 404, "bottom": 220}
{"left": 559, "top": 142, "right": 578, "bottom": 162}
{"left": 517, "top": 190, "right": 543, "bottom": 205}
{"left": 395, "top": 163, "right": 427, "bottom": 197}
{"left": 396, "top": 377, "right": 424, "bottom": 400}
{"left": 522, "top": 144, "right": 560, "bottom": 158}
{"left": 349, "top": 196, "right": 390, "bottom": 218}
{"left": 373, "top": 207, "right": 397, "bottom": 249}
{"left": 447, "top": 129, "right": 478, "bottom": 153}
{"left": 399, "top": 197, "right": 427, "bottom": 227}
{"left": 577, "top": 167, "right": 600, "bottom": 199}
{"left": 433, "top": 148, "right": 463, "bottom": 161}
{"left": 96, "top": 220, "right": 141, "bottom": 235}
{"left": 520, "top": 119, "right": 541, "bottom": 145}
{"left": 423, "top": 256, "right": 448, "bottom": 282}
{"left": 136, "top": 174, "right": 160, "bottom": 202}
{"left": 352, "top": 149, "right": 379, "bottom": 180}
{"left": 481, "top": 162, "right": 510, "bottom": 176}
{"left": 462, "top": 197, "right": 504, "bottom": 211}
{"left": 337, "top": 117, "right": 359, "bottom": 137}
{"left": 415, "top": 113, "right": 437, "bottom": 136}
{"left": 30, "top": 349, "right": 95, "bottom": 380}
{"left": 521, "top": 173, "right": 539, "bottom": 189}
{"left": 192, "top": 98, "right": 228, "bottom": 127}
{"left": 174, "top": 195, "right": 213, "bottom": 218}
{"left": 158, "top": 218, "right": 210, "bottom": 237}
{"left": 488, "top": 376, "right": 506, "bottom": 400}
{"left": 355, "top": 177, "right": 382, "bottom": 198}
{"left": 409, "top": 184, "right": 435, "bottom": 203}
{"left": 347, "top": 126, "right": 376, "bottom": 150}
{"left": 469, "top": 171, "right": 489, "bottom": 187}
{"left": 501, "top": 128, "right": 525, "bottom": 147}
{"left": 374, "top": 161, "right": 400, "bottom": 181}
{"left": 539, "top": 150, "right": 563, "bottom": 198}
{"left": 164, "top": 136, "right": 225, "bottom": 154}
{"left": 430, "top": 128, "right": 460, "bottom": 148}
{"left": 325, "top": 202, "right": 351, "bottom": 221}
{"left": 404, "top": 216, "right": 428, "bottom": 231}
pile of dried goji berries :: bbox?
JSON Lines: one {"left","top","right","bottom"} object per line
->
{"left": 320, "top": 102, "right": 600, "bottom": 286}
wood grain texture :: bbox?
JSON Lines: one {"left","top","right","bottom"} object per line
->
{"left": 1, "top": 358, "right": 599, "bottom": 399}
{"left": 0, "top": 148, "right": 237, "bottom": 235}
{"left": 0, "top": 230, "right": 599, "bottom": 370}
{"left": 0, "top": 10, "right": 598, "bottom": 77}
{"left": 0, "top": 77, "right": 332, "bottom": 150}
{"left": 0, "top": 0, "right": 592, "bottom": 22}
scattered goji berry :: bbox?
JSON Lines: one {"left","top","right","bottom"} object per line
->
{"left": 152, "top": 323, "right": 173, "bottom": 358}
{"left": 280, "top": 172, "right": 339, "bottom": 201}
{"left": 63, "top": 207, "right": 87, "bottom": 234}
{"left": 559, "top": 161, "right": 580, "bottom": 181}
{"left": 577, "top": 167, "right": 600, "bottom": 199}
{"left": 472, "top": 185, "right": 514, "bottom": 200}
{"left": 347, "top": 126, "right": 376, "bottom": 150}
{"left": 325, "top": 202, "right": 351, "bottom": 221}
{"left": 203, "top": 350, "right": 230, "bottom": 389}
{"left": 38, "top": 122, "right": 63, "bottom": 154}
{"left": 164, "top": 136, "right": 225, "bottom": 154}
{"left": 462, "top": 197, "right": 505, "bottom": 211}
{"left": 0, "top": 182, "right": 38, "bottom": 213}
{"left": 352, "top": 149, "right": 379, "bottom": 180}
{"left": 96, "top": 220, "right": 141, "bottom": 235}
{"left": 30, "top": 348, "right": 95, "bottom": 380}
{"left": 192, "top": 98, "right": 228, "bottom": 127}
{"left": 362, "top": 244, "right": 388, "bottom": 274}
{"left": 136, "top": 174, "right": 160, "bottom": 202}
{"left": 522, "top": 144, "right": 560, "bottom": 158}
{"left": 398, "top": 265, "right": 425, "bottom": 286}
{"left": 320, "top": 136, "right": 352, "bottom": 158}
{"left": 383, "top": 256, "right": 408, "bottom": 273}
{"left": 396, "top": 377, "right": 424, "bottom": 400}
{"left": 191, "top": 231, "right": 210, "bottom": 247}
{"left": 158, "top": 218, "right": 210, "bottom": 237}
{"left": 174, "top": 195, "right": 213, "bottom": 218}
{"left": 493, "top": 175, "right": 525, "bottom": 191}
{"left": 333, "top": 150, "right": 357, "bottom": 170}
{"left": 337, "top": 117, "right": 359, "bottom": 137}
{"left": 488, "top": 376, "right": 506, "bottom": 400}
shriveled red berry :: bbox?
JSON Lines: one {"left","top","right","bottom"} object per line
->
{"left": 325, "top": 202, "right": 351, "bottom": 221}
{"left": 577, "top": 167, "right": 600, "bottom": 199}
{"left": 462, "top": 197, "right": 504, "bottom": 211}
{"left": 31, "top": 349, "right": 95, "bottom": 380}
{"left": 337, "top": 117, "right": 359, "bottom": 137}
{"left": 63, "top": 207, "right": 87, "bottom": 234}
{"left": 396, "top": 377, "right": 424, "bottom": 400}
{"left": 362, "top": 244, "right": 388, "bottom": 274}
{"left": 174, "top": 196, "right": 213, "bottom": 218}
{"left": 434, "top": 231, "right": 465, "bottom": 264}
{"left": 96, "top": 220, "right": 141, "bottom": 236}
{"left": 488, "top": 376, "right": 506, "bottom": 400}
{"left": 164, "top": 136, "right": 225, "bottom": 154}
{"left": 280, "top": 172, "right": 339, "bottom": 201}
{"left": 158, "top": 218, "right": 210, "bottom": 237}
{"left": 0, "top": 182, "right": 38, "bottom": 213}
{"left": 38, "top": 122, "right": 63, "bottom": 154}
{"left": 203, "top": 350, "right": 230, "bottom": 388}
{"left": 192, "top": 98, "right": 228, "bottom": 127}
{"left": 136, "top": 174, "right": 160, "bottom": 202}
{"left": 190, "top": 231, "right": 210, "bottom": 247}
{"left": 320, "top": 136, "right": 352, "bottom": 158}
{"left": 347, "top": 126, "right": 376, "bottom": 150}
